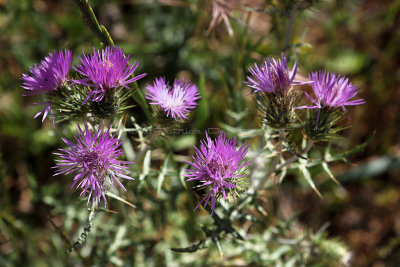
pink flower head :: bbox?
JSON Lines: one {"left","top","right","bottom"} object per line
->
{"left": 245, "top": 53, "right": 309, "bottom": 97}
{"left": 74, "top": 46, "right": 146, "bottom": 103}
{"left": 145, "top": 77, "right": 200, "bottom": 120}
{"left": 22, "top": 49, "right": 73, "bottom": 127}
{"left": 184, "top": 131, "right": 249, "bottom": 215}
{"left": 298, "top": 71, "right": 365, "bottom": 112}
{"left": 54, "top": 123, "right": 134, "bottom": 208}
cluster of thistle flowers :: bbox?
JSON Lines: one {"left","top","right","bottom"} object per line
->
{"left": 22, "top": 47, "right": 146, "bottom": 126}
{"left": 22, "top": 49, "right": 363, "bottom": 214}
{"left": 22, "top": 47, "right": 148, "bottom": 207}
{"left": 246, "top": 53, "right": 365, "bottom": 139}
{"left": 21, "top": 47, "right": 208, "bottom": 210}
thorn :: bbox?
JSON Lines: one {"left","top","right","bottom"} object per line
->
{"left": 312, "top": 186, "right": 323, "bottom": 199}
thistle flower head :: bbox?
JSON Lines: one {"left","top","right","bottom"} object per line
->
{"left": 184, "top": 132, "right": 249, "bottom": 215}
{"left": 246, "top": 53, "right": 305, "bottom": 97}
{"left": 74, "top": 46, "right": 146, "bottom": 103}
{"left": 54, "top": 123, "right": 134, "bottom": 208}
{"left": 298, "top": 71, "right": 365, "bottom": 140}
{"left": 145, "top": 77, "right": 200, "bottom": 121}
{"left": 299, "top": 71, "right": 365, "bottom": 111}
{"left": 22, "top": 49, "right": 73, "bottom": 126}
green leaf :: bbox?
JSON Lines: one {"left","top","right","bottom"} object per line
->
{"left": 285, "top": 256, "right": 298, "bottom": 267}
{"left": 321, "top": 162, "right": 340, "bottom": 185}
{"left": 219, "top": 122, "right": 241, "bottom": 135}
{"left": 179, "top": 164, "right": 188, "bottom": 188}
{"left": 300, "top": 164, "right": 322, "bottom": 198}
{"left": 157, "top": 153, "right": 171, "bottom": 195}
{"left": 226, "top": 109, "right": 248, "bottom": 121}
{"left": 215, "top": 239, "right": 224, "bottom": 256}
{"left": 139, "top": 149, "right": 152, "bottom": 181}
{"left": 105, "top": 191, "right": 136, "bottom": 208}
{"left": 173, "top": 135, "right": 196, "bottom": 151}
{"left": 237, "top": 129, "right": 264, "bottom": 138}
{"left": 132, "top": 85, "right": 152, "bottom": 121}
{"left": 270, "top": 245, "right": 291, "bottom": 260}
{"left": 328, "top": 131, "right": 375, "bottom": 162}
{"left": 279, "top": 166, "right": 287, "bottom": 183}
{"left": 107, "top": 225, "right": 130, "bottom": 258}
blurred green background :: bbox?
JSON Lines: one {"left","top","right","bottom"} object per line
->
{"left": 1, "top": 0, "right": 400, "bottom": 266}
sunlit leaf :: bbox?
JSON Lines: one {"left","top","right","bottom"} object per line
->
{"left": 300, "top": 164, "right": 322, "bottom": 198}
{"left": 157, "top": 153, "right": 171, "bottom": 195}
{"left": 321, "top": 162, "right": 340, "bottom": 185}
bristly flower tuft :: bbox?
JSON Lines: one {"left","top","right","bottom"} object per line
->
{"left": 297, "top": 71, "right": 365, "bottom": 112}
{"left": 246, "top": 53, "right": 311, "bottom": 128}
{"left": 54, "top": 122, "right": 134, "bottom": 208}
{"left": 73, "top": 46, "right": 147, "bottom": 103}
{"left": 145, "top": 77, "right": 200, "bottom": 121}
{"left": 298, "top": 71, "right": 365, "bottom": 140}
{"left": 245, "top": 53, "right": 308, "bottom": 97}
{"left": 184, "top": 131, "right": 249, "bottom": 215}
{"left": 22, "top": 49, "right": 73, "bottom": 127}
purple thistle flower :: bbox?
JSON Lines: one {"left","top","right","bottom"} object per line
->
{"left": 297, "top": 71, "right": 365, "bottom": 112}
{"left": 22, "top": 49, "right": 73, "bottom": 127}
{"left": 245, "top": 53, "right": 310, "bottom": 97}
{"left": 54, "top": 122, "right": 134, "bottom": 208}
{"left": 145, "top": 77, "right": 200, "bottom": 121}
{"left": 184, "top": 132, "right": 249, "bottom": 215}
{"left": 74, "top": 46, "right": 147, "bottom": 103}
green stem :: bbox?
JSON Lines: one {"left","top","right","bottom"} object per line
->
{"left": 66, "top": 208, "right": 98, "bottom": 254}
{"left": 276, "top": 139, "right": 314, "bottom": 170}
{"left": 133, "top": 80, "right": 152, "bottom": 121}
{"left": 71, "top": 0, "right": 151, "bottom": 121}
{"left": 255, "top": 128, "right": 285, "bottom": 191}
{"left": 71, "top": 0, "right": 114, "bottom": 47}
{"left": 133, "top": 129, "right": 161, "bottom": 162}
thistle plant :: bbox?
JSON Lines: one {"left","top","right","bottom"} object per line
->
{"left": 22, "top": 46, "right": 146, "bottom": 126}
{"left": 18, "top": 0, "right": 370, "bottom": 265}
